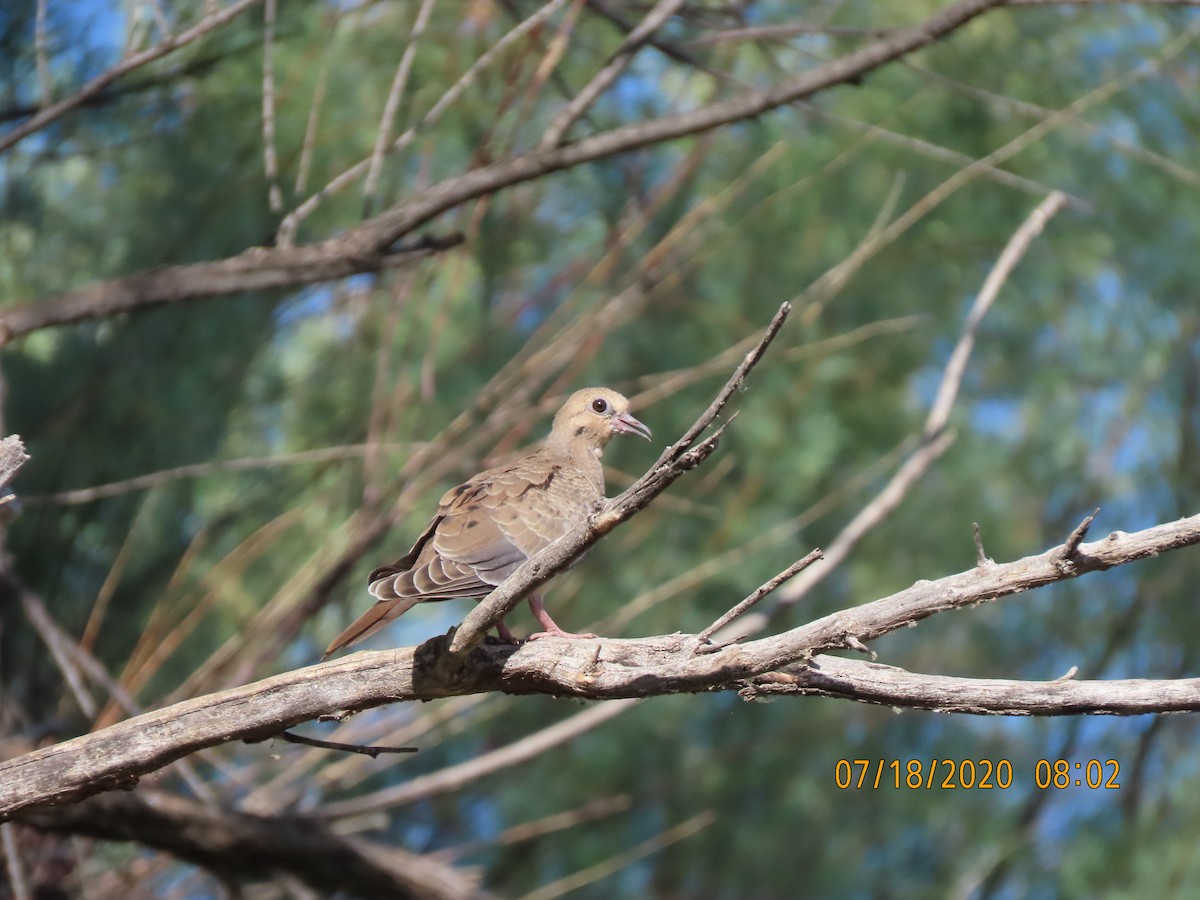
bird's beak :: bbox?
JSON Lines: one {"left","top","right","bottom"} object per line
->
{"left": 612, "top": 411, "right": 652, "bottom": 441}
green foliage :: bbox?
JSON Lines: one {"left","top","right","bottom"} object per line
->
{"left": 4, "top": 1, "right": 1200, "bottom": 896}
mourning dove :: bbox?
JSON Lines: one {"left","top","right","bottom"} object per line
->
{"left": 323, "top": 388, "right": 651, "bottom": 656}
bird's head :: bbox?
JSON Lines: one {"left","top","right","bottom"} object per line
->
{"left": 549, "top": 387, "right": 651, "bottom": 455}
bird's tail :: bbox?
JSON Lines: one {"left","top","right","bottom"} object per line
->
{"left": 322, "top": 591, "right": 422, "bottom": 658}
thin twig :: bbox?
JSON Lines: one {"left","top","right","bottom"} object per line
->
{"left": 318, "top": 701, "right": 635, "bottom": 818}
{"left": 925, "top": 191, "right": 1068, "bottom": 437}
{"left": 143, "top": 0, "right": 172, "bottom": 42}
{"left": 16, "top": 584, "right": 97, "bottom": 718}
{"left": 0, "top": 0, "right": 265, "bottom": 155}
{"left": 1, "top": 823, "right": 30, "bottom": 900}
{"left": 769, "top": 191, "right": 1068, "bottom": 612}
{"left": 294, "top": 49, "right": 330, "bottom": 195}
{"left": 279, "top": 0, "right": 572, "bottom": 244}
{"left": 1061, "top": 507, "right": 1101, "bottom": 560}
{"left": 973, "top": 522, "right": 990, "bottom": 566}
{"left": 801, "top": 103, "right": 1090, "bottom": 210}
{"left": 271, "top": 731, "right": 417, "bottom": 758}
{"left": 518, "top": 810, "right": 716, "bottom": 900}
{"left": 0, "top": 436, "right": 29, "bottom": 490}
{"left": 434, "top": 795, "right": 632, "bottom": 860}
{"left": 540, "top": 0, "right": 686, "bottom": 149}
{"left": 447, "top": 302, "right": 790, "bottom": 654}
{"left": 35, "top": 0, "right": 51, "bottom": 106}
{"left": 362, "top": 276, "right": 414, "bottom": 506}
{"left": 908, "top": 59, "right": 1200, "bottom": 191}
{"left": 672, "top": 303, "right": 791, "bottom": 454}
{"left": 261, "top": 0, "right": 284, "bottom": 214}
{"left": 362, "top": 0, "right": 436, "bottom": 214}
{"left": 697, "top": 549, "right": 824, "bottom": 644}
{"left": 25, "top": 443, "right": 407, "bottom": 506}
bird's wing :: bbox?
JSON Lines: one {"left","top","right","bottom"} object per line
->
{"left": 324, "top": 454, "right": 585, "bottom": 657}
{"left": 369, "top": 453, "right": 577, "bottom": 600}
{"left": 427, "top": 454, "right": 578, "bottom": 584}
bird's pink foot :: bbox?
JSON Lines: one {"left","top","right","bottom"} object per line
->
{"left": 526, "top": 628, "right": 599, "bottom": 641}
{"left": 526, "top": 594, "right": 596, "bottom": 640}
{"left": 496, "top": 620, "right": 519, "bottom": 644}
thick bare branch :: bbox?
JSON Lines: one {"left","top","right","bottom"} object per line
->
{"left": 2, "top": 0, "right": 1007, "bottom": 343}
{"left": 0, "top": 436, "right": 29, "bottom": 491}
{"left": 746, "top": 656, "right": 1200, "bottom": 716}
{"left": 21, "top": 791, "right": 492, "bottom": 900}
{"left": 0, "top": 234, "right": 464, "bottom": 346}
{"left": 750, "top": 514, "right": 1200, "bottom": 669}
{"left": 539, "top": 0, "right": 688, "bottom": 149}
{"left": 353, "top": 0, "right": 1011, "bottom": 252}
{"left": 2, "top": 512, "right": 1198, "bottom": 819}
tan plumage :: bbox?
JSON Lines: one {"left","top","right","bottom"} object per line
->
{"left": 323, "top": 388, "right": 650, "bottom": 657}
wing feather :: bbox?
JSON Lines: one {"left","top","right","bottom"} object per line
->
{"left": 325, "top": 449, "right": 602, "bottom": 656}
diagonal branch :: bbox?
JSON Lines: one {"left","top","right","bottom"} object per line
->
{"left": 0, "top": 0, "right": 265, "bottom": 156}
{"left": 0, "top": 234, "right": 464, "bottom": 347}
{"left": 22, "top": 791, "right": 492, "bottom": 900}
{"left": 2, "top": 0, "right": 1008, "bottom": 344}
{"left": 744, "top": 655, "right": 1200, "bottom": 715}
{"left": 362, "top": 0, "right": 437, "bottom": 214}
{"left": 352, "top": 0, "right": 1012, "bottom": 252}
{"left": 0, "top": 436, "right": 29, "bottom": 491}
{"left": 318, "top": 701, "right": 637, "bottom": 819}
{"left": 755, "top": 191, "right": 1066, "bottom": 619}
{"left": 539, "top": 0, "right": 688, "bottom": 149}
{"left": 446, "top": 301, "right": 791, "bottom": 654}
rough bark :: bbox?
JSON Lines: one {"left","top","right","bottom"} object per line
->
{"left": 22, "top": 791, "right": 493, "bottom": 900}
{"left": 2, "top": 511, "right": 1198, "bottom": 820}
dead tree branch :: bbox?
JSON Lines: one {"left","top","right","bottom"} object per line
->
{"left": 2, "top": 511, "right": 1199, "bottom": 819}
{"left": 0, "top": 0, "right": 265, "bottom": 156}
{"left": 760, "top": 191, "right": 1067, "bottom": 619}
{"left": 0, "top": 234, "right": 464, "bottom": 347}
{"left": 1, "top": 0, "right": 1008, "bottom": 344}
{"left": 21, "top": 791, "right": 492, "bottom": 900}
{"left": 0, "top": 436, "right": 29, "bottom": 491}
{"left": 447, "top": 300, "right": 791, "bottom": 654}
{"left": 745, "top": 655, "right": 1200, "bottom": 716}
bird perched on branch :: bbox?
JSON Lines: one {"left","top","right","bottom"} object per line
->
{"left": 323, "top": 388, "right": 651, "bottom": 657}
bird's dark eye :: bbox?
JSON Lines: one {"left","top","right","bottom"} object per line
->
{"left": 592, "top": 398, "right": 609, "bottom": 414}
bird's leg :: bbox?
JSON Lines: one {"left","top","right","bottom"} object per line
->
{"left": 496, "top": 619, "right": 518, "bottom": 644}
{"left": 526, "top": 594, "right": 597, "bottom": 640}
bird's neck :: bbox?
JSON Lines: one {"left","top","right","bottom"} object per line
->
{"left": 544, "top": 435, "right": 606, "bottom": 476}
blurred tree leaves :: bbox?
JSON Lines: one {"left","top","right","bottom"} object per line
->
{"left": 4, "top": 1, "right": 1200, "bottom": 896}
